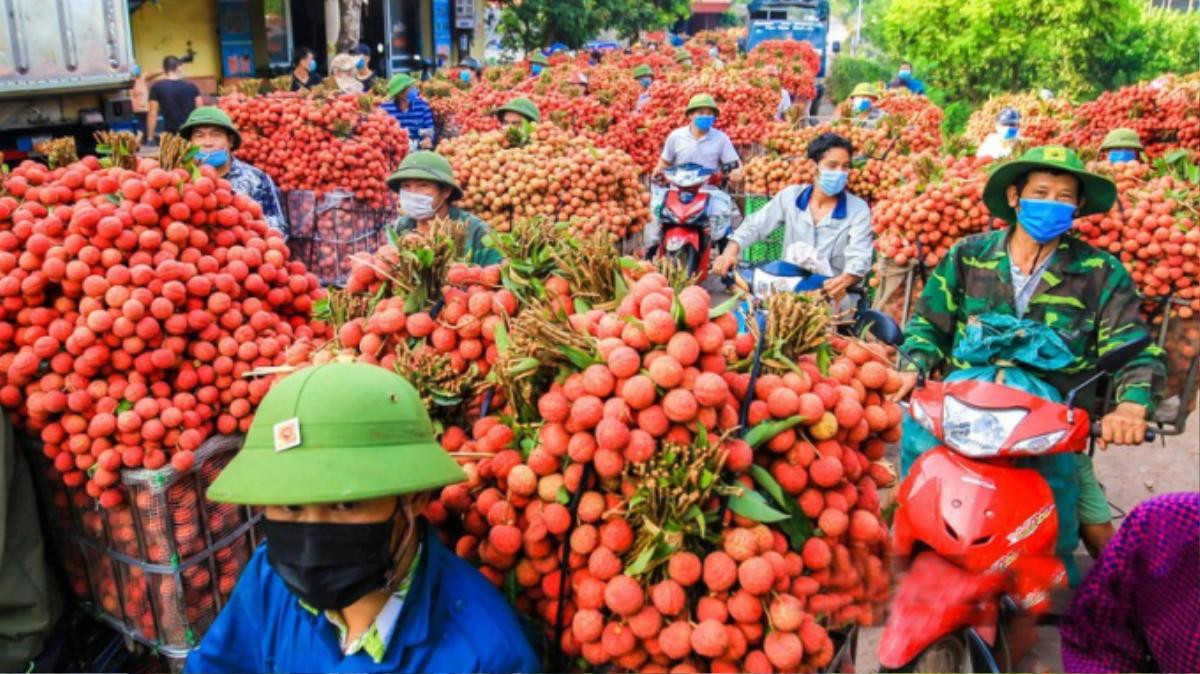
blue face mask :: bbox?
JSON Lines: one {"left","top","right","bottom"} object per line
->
{"left": 131, "top": 63, "right": 142, "bottom": 77}
{"left": 355, "top": 58, "right": 366, "bottom": 69}
{"left": 406, "top": 87, "right": 420, "bottom": 102}
{"left": 308, "top": 59, "right": 317, "bottom": 73}
{"left": 998, "top": 124, "right": 1018, "bottom": 140}
{"left": 531, "top": 64, "right": 543, "bottom": 76}
{"left": 818, "top": 168, "right": 848, "bottom": 196}
{"left": 692, "top": 114, "right": 715, "bottom": 133}
{"left": 898, "top": 70, "right": 911, "bottom": 80}
{"left": 196, "top": 149, "right": 230, "bottom": 168}
{"left": 853, "top": 98, "right": 872, "bottom": 113}
{"left": 1108, "top": 149, "right": 1137, "bottom": 163}
{"left": 1016, "top": 198, "right": 1077, "bottom": 244}
{"left": 638, "top": 77, "right": 652, "bottom": 89}
{"left": 459, "top": 70, "right": 471, "bottom": 83}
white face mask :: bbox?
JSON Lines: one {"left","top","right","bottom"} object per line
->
{"left": 399, "top": 190, "right": 438, "bottom": 220}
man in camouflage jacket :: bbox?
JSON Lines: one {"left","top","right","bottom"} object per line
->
{"left": 893, "top": 145, "right": 1165, "bottom": 556}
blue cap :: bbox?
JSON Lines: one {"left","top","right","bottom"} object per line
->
{"left": 354, "top": 43, "right": 371, "bottom": 56}
{"left": 998, "top": 107, "right": 1020, "bottom": 125}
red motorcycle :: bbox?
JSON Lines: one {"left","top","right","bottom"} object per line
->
{"left": 653, "top": 162, "right": 736, "bottom": 280}
{"left": 855, "top": 310, "right": 1152, "bottom": 672}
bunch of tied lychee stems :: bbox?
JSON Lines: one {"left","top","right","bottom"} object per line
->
{"left": 623, "top": 434, "right": 729, "bottom": 581}
{"left": 354, "top": 217, "right": 468, "bottom": 311}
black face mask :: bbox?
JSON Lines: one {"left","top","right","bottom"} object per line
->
{"left": 263, "top": 517, "right": 396, "bottom": 611}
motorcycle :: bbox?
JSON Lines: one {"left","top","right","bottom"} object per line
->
{"left": 854, "top": 309, "right": 1153, "bottom": 672}
{"left": 650, "top": 162, "right": 739, "bottom": 280}
{"left": 727, "top": 260, "right": 868, "bottom": 335}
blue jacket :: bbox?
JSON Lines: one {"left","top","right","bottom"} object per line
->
{"left": 185, "top": 525, "right": 540, "bottom": 673}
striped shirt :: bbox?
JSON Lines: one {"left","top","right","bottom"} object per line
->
{"left": 380, "top": 97, "right": 435, "bottom": 146}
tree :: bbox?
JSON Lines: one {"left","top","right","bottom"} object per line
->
{"left": 335, "top": 0, "right": 364, "bottom": 53}
{"left": 877, "top": 0, "right": 1155, "bottom": 103}
{"left": 496, "top": 0, "right": 690, "bottom": 51}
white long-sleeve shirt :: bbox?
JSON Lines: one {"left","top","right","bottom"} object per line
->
{"left": 730, "top": 184, "right": 874, "bottom": 278}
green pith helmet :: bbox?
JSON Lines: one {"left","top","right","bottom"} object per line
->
{"left": 849, "top": 82, "right": 879, "bottom": 100}
{"left": 1099, "top": 127, "right": 1143, "bottom": 151}
{"left": 633, "top": 64, "right": 653, "bottom": 79}
{"left": 685, "top": 93, "right": 720, "bottom": 116}
{"left": 386, "top": 73, "right": 418, "bottom": 100}
{"left": 982, "top": 145, "right": 1117, "bottom": 224}
{"left": 207, "top": 363, "right": 466, "bottom": 506}
{"left": 385, "top": 151, "right": 463, "bottom": 200}
{"left": 675, "top": 49, "right": 693, "bottom": 64}
{"left": 528, "top": 52, "right": 549, "bottom": 66}
{"left": 179, "top": 107, "right": 243, "bottom": 150}
{"left": 494, "top": 97, "right": 541, "bottom": 123}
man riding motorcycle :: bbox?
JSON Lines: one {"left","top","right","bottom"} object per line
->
{"left": 645, "top": 93, "right": 742, "bottom": 254}
{"left": 891, "top": 145, "right": 1166, "bottom": 558}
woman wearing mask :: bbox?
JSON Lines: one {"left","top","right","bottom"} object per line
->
{"left": 290, "top": 46, "right": 323, "bottom": 91}
{"left": 179, "top": 107, "right": 287, "bottom": 237}
{"left": 713, "top": 132, "right": 873, "bottom": 304}
{"left": 977, "top": 107, "right": 1021, "bottom": 159}
{"left": 457, "top": 57, "right": 482, "bottom": 85}
{"left": 353, "top": 43, "right": 376, "bottom": 89}
{"left": 845, "top": 82, "right": 886, "bottom": 128}
{"left": 184, "top": 363, "right": 539, "bottom": 673}
{"left": 387, "top": 152, "right": 500, "bottom": 265}
{"left": 330, "top": 53, "right": 365, "bottom": 94}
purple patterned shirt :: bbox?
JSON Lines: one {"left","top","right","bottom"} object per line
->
{"left": 1061, "top": 492, "right": 1200, "bottom": 673}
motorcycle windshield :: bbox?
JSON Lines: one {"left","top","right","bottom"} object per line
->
{"left": 664, "top": 163, "right": 714, "bottom": 187}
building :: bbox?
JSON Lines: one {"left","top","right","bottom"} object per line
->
{"left": 686, "top": 0, "right": 733, "bottom": 32}
{"left": 130, "top": 0, "right": 488, "bottom": 91}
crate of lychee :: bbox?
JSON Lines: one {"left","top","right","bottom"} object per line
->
{"left": 25, "top": 434, "right": 259, "bottom": 660}
{"left": 421, "top": 255, "right": 900, "bottom": 672}
{"left": 283, "top": 189, "right": 397, "bottom": 286}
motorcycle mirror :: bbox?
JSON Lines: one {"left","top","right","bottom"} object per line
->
{"left": 1096, "top": 335, "right": 1152, "bottom": 373}
{"left": 855, "top": 309, "right": 903, "bottom": 347}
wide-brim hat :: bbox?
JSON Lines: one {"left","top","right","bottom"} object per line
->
{"left": 208, "top": 363, "right": 466, "bottom": 506}
{"left": 179, "top": 107, "right": 242, "bottom": 150}
{"left": 685, "top": 93, "right": 719, "bottom": 116}
{"left": 1099, "top": 128, "right": 1143, "bottom": 151}
{"left": 493, "top": 97, "right": 541, "bottom": 123}
{"left": 385, "top": 151, "right": 463, "bottom": 200}
{"left": 982, "top": 145, "right": 1117, "bottom": 224}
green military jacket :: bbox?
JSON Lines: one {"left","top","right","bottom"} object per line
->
{"left": 391, "top": 206, "right": 502, "bottom": 267}
{"left": 901, "top": 230, "right": 1165, "bottom": 412}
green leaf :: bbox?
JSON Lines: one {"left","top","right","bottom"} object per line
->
{"left": 699, "top": 469, "right": 714, "bottom": 489}
{"left": 117, "top": 399, "right": 133, "bottom": 414}
{"left": 695, "top": 420, "right": 708, "bottom": 450}
{"left": 509, "top": 357, "right": 540, "bottom": 375}
{"left": 493, "top": 320, "right": 510, "bottom": 352}
{"left": 749, "top": 464, "right": 788, "bottom": 510}
{"left": 560, "top": 344, "right": 599, "bottom": 369}
{"left": 312, "top": 297, "right": 331, "bottom": 323}
{"left": 613, "top": 268, "right": 629, "bottom": 302}
{"left": 817, "top": 343, "right": 832, "bottom": 376}
{"left": 727, "top": 487, "right": 790, "bottom": 523}
{"left": 671, "top": 292, "right": 685, "bottom": 325}
{"left": 709, "top": 293, "right": 742, "bottom": 319}
{"left": 744, "top": 415, "right": 805, "bottom": 448}
{"left": 624, "top": 544, "right": 658, "bottom": 576}
{"left": 617, "top": 257, "right": 641, "bottom": 270}
{"left": 431, "top": 393, "right": 464, "bottom": 406}
{"left": 573, "top": 297, "right": 591, "bottom": 314}
{"left": 556, "top": 485, "right": 571, "bottom": 505}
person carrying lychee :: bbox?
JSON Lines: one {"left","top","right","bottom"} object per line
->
{"left": 386, "top": 151, "right": 501, "bottom": 266}
{"left": 185, "top": 363, "right": 539, "bottom": 673}
{"left": 179, "top": 106, "right": 287, "bottom": 238}
{"left": 713, "top": 132, "right": 873, "bottom": 305}
{"left": 494, "top": 97, "right": 541, "bottom": 130}
{"left": 890, "top": 145, "right": 1166, "bottom": 558}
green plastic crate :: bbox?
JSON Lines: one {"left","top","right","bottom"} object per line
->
{"left": 741, "top": 195, "right": 783, "bottom": 264}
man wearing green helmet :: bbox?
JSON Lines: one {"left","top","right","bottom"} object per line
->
{"left": 892, "top": 146, "right": 1166, "bottom": 557}
{"left": 1099, "top": 128, "right": 1144, "bottom": 164}
{"left": 179, "top": 106, "right": 287, "bottom": 237}
{"left": 185, "top": 363, "right": 538, "bottom": 673}
{"left": 387, "top": 151, "right": 500, "bottom": 266}
{"left": 494, "top": 97, "right": 541, "bottom": 130}
{"left": 845, "top": 82, "right": 886, "bottom": 128}
{"left": 528, "top": 52, "right": 548, "bottom": 78}
{"left": 634, "top": 65, "right": 654, "bottom": 112}
{"left": 382, "top": 74, "right": 436, "bottom": 149}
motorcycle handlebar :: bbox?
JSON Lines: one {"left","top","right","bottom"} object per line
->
{"left": 1090, "top": 420, "right": 1156, "bottom": 443}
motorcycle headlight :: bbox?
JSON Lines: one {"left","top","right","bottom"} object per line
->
{"left": 941, "top": 397, "right": 1028, "bottom": 458}
{"left": 910, "top": 398, "right": 934, "bottom": 435}
{"left": 1010, "top": 430, "right": 1066, "bottom": 455}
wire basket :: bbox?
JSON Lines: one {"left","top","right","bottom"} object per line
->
{"left": 1143, "top": 296, "right": 1200, "bottom": 425}
{"left": 741, "top": 195, "right": 783, "bottom": 264}
{"left": 25, "top": 435, "right": 261, "bottom": 663}
{"left": 284, "top": 190, "right": 397, "bottom": 287}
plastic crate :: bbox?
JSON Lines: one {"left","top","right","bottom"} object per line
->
{"left": 284, "top": 190, "right": 396, "bottom": 287}
{"left": 25, "top": 435, "right": 261, "bottom": 663}
{"left": 741, "top": 195, "right": 783, "bottom": 264}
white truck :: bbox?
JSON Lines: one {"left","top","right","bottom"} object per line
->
{"left": 0, "top": 0, "right": 136, "bottom": 157}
